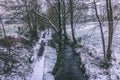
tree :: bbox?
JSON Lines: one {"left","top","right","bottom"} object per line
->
{"left": 61, "top": 0, "right": 67, "bottom": 40}
{"left": 22, "top": 0, "right": 40, "bottom": 41}
{"left": 93, "top": 0, "right": 107, "bottom": 63}
{"left": 93, "top": 0, "right": 114, "bottom": 64}
{"left": 52, "top": 0, "right": 63, "bottom": 75}
{"left": 106, "top": 0, "right": 113, "bottom": 62}
{"left": 0, "top": 18, "right": 6, "bottom": 37}
{"left": 69, "top": 0, "right": 77, "bottom": 47}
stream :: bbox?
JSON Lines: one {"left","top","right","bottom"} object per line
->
{"left": 55, "top": 44, "right": 85, "bottom": 80}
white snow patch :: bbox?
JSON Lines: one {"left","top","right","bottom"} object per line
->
{"left": 30, "top": 56, "right": 44, "bottom": 80}
{"left": 43, "top": 46, "right": 57, "bottom": 80}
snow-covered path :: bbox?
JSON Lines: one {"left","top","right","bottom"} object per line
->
{"left": 27, "top": 29, "right": 57, "bottom": 80}
{"left": 30, "top": 56, "right": 44, "bottom": 80}
{"left": 29, "top": 31, "right": 46, "bottom": 80}
{"left": 28, "top": 30, "right": 52, "bottom": 80}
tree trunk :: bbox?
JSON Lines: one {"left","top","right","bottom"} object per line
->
{"left": 93, "top": 0, "right": 107, "bottom": 63}
{"left": 106, "top": 0, "right": 113, "bottom": 62}
{"left": 0, "top": 18, "right": 6, "bottom": 37}
{"left": 52, "top": 0, "right": 62, "bottom": 75}
{"left": 69, "top": 0, "right": 77, "bottom": 47}
{"left": 62, "top": 0, "right": 67, "bottom": 40}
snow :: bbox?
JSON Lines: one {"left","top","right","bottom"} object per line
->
{"left": 1, "top": 21, "right": 120, "bottom": 80}
{"left": 27, "top": 29, "right": 56, "bottom": 80}
{"left": 26, "top": 31, "right": 46, "bottom": 80}
{"left": 0, "top": 36, "right": 33, "bottom": 80}
{"left": 43, "top": 46, "right": 57, "bottom": 80}
{"left": 43, "top": 30, "right": 56, "bottom": 80}
{"left": 32, "top": 31, "right": 46, "bottom": 60}
{"left": 30, "top": 56, "right": 44, "bottom": 80}
{"left": 67, "top": 22, "right": 120, "bottom": 80}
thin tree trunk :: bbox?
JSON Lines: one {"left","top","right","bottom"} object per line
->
{"left": 62, "top": 0, "right": 67, "bottom": 40}
{"left": 106, "top": 0, "right": 113, "bottom": 62}
{"left": 93, "top": 0, "right": 107, "bottom": 63}
{"left": 69, "top": 0, "right": 77, "bottom": 47}
{"left": 52, "top": 0, "right": 62, "bottom": 75}
{"left": 0, "top": 18, "right": 6, "bottom": 37}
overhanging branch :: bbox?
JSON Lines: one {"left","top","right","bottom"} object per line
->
{"left": 33, "top": 10, "right": 58, "bottom": 32}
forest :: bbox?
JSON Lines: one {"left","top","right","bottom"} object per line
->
{"left": 0, "top": 0, "right": 120, "bottom": 80}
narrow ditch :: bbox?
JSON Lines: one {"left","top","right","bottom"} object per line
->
{"left": 55, "top": 44, "right": 86, "bottom": 80}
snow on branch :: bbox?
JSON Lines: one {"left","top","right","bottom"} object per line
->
{"left": 33, "top": 10, "right": 58, "bottom": 32}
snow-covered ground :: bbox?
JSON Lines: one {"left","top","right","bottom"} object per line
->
{"left": 0, "top": 36, "right": 33, "bottom": 80}
{"left": 27, "top": 29, "right": 56, "bottom": 80}
{"left": 67, "top": 22, "right": 120, "bottom": 80}
{"left": 0, "top": 23, "right": 25, "bottom": 38}
{"left": 43, "top": 46, "right": 56, "bottom": 80}
{"left": 0, "top": 29, "right": 56, "bottom": 80}
{"left": 29, "top": 55, "right": 44, "bottom": 80}
{"left": 26, "top": 31, "right": 46, "bottom": 80}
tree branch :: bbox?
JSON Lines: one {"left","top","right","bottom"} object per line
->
{"left": 33, "top": 9, "right": 58, "bottom": 32}
{"left": 46, "top": 0, "right": 58, "bottom": 13}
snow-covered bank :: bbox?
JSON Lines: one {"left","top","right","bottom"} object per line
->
{"left": 76, "top": 44, "right": 120, "bottom": 80}
{"left": 67, "top": 22, "right": 120, "bottom": 80}
{"left": 43, "top": 30, "right": 57, "bottom": 80}
{"left": 27, "top": 29, "right": 56, "bottom": 80}
{"left": 30, "top": 56, "right": 44, "bottom": 80}
{"left": 43, "top": 46, "right": 57, "bottom": 80}
{"left": 26, "top": 31, "right": 47, "bottom": 80}
{"left": 0, "top": 35, "right": 33, "bottom": 80}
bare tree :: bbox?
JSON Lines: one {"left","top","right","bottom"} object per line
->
{"left": 93, "top": 0, "right": 114, "bottom": 63}
{"left": 61, "top": 0, "right": 67, "bottom": 40}
{"left": 52, "top": 0, "right": 63, "bottom": 75}
{"left": 106, "top": 0, "right": 113, "bottom": 62}
{"left": 69, "top": 0, "right": 77, "bottom": 47}
{"left": 93, "top": 0, "right": 107, "bottom": 63}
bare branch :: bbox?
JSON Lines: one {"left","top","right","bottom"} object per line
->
{"left": 46, "top": 0, "right": 58, "bottom": 13}
{"left": 33, "top": 10, "right": 58, "bottom": 32}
